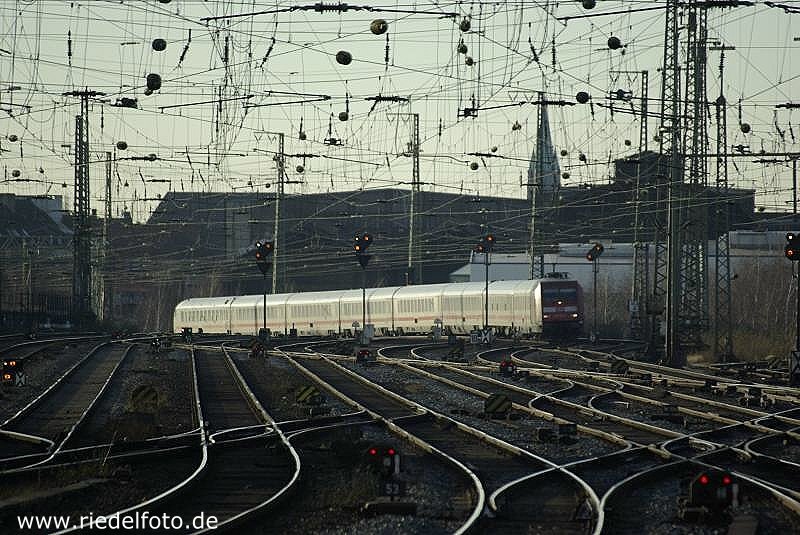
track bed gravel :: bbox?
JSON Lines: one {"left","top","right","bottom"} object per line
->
{"left": 242, "top": 424, "right": 471, "bottom": 534}
{"left": 0, "top": 452, "right": 200, "bottom": 533}
{"left": 343, "top": 362, "right": 618, "bottom": 463}
{"left": 0, "top": 341, "right": 100, "bottom": 421}
{"left": 72, "top": 346, "right": 194, "bottom": 446}
{"left": 235, "top": 354, "right": 352, "bottom": 421}
{"left": 604, "top": 463, "right": 800, "bottom": 534}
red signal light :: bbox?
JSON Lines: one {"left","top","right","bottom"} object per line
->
{"left": 722, "top": 475, "right": 732, "bottom": 485}
{"left": 699, "top": 474, "right": 709, "bottom": 485}
{"left": 369, "top": 448, "right": 377, "bottom": 455}
{"left": 387, "top": 448, "right": 396, "bottom": 456}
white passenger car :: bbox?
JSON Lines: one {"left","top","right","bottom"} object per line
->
{"left": 173, "top": 276, "right": 584, "bottom": 339}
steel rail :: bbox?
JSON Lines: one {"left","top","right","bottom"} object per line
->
{"left": 52, "top": 346, "right": 210, "bottom": 535}
{"left": 275, "top": 346, "right": 484, "bottom": 535}
{"left": 2, "top": 343, "right": 137, "bottom": 473}
{"left": 283, "top": 346, "right": 602, "bottom": 534}
{"left": 188, "top": 344, "right": 302, "bottom": 533}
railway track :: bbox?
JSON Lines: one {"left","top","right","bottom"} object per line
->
{"left": 442, "top": 362, "right": 674, "bottom": 446}
{"left": 360, "top": 339, "right": 800, "bottom": 532}
{"left": 4, "top": 333, "right": 795, "bottom": 533}
{"left": 283, "top": 349, "right": 600, "bottom": 534}
{"left": 0, "top": 342, "right": 132, "bottom": 470}
{"left": 49, "top": 345, "right": 298, "bottom": 534}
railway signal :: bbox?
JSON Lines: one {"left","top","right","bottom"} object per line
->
{"left": 585, "top": 242, "right": 604, "bottom": 262}
{"left": 367, "top": 445, "right": 401, "bottom": 477}
{"left": 353, "top": 232, "right": 373, "bottom": 344}
{"left": 788, "top": 233, "right": 800, "bottom": 385}
{"left": 253, "top": 240, "right": 274, "bottom": 340}
{"left": 475, "top": 234, "right": 496, "bottom": 339}
{"left": 254, "top": 241, "right": 274, "bottom": 275}
{"left": 353, "top": 232, "right": 373, "bottom": 268}
{"left": 585, "top": 242, "right": 605, "bottom": 342}
{"left": 680, "top": 470, "right": 737, "bottom": 520}
{"left": 473, "top": 233, "right": 495, "bottom": 254}
{"left": 786, "top": 232, "right": 800, "bottom": 261}
{"left": 2, "top": 358, "right": 23, "bottom": 385}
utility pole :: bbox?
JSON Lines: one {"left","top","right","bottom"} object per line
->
{"left": 678, "top": 6, "right": 710, "bottom": 356}
{"left": 64, "top": 89, "right": 105, "bottom": 327}
{"left": 528, "top": 92, "right": 547, "bottom": 280}
{"left": 795, "top": 158, "right": 798, "bottom": 217}
{"left": 628, "top": 70, "right": 649, "bottom": 341}
{"left": 406, "top": 113, "right": 420, "bottom": 285}
{"left": 712, "top": 44, "right": 735, "bottom": 363}
{"left": 272, "top": 132, "right": 285, "bottom": 295}
{"left": 528, "top": 173, "right": 538, "bottom": 280}
{"left": 104, "top": 150, "right": 113, "bottom": 322}
{"left": 657, "top": 1, "right": 751, "bottom": 366}
{"left": 656, "top": 0, "right": 683, "bottom": 366}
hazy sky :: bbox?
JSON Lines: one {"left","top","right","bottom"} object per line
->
{"left": 0, "top": 0, "right": 798, "bottom": 221}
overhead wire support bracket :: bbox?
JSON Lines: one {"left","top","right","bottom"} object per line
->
{"left": 460, "top": 98, "right": 572, "bottom": 118}
{"left": 244, "top": 91, "right": 330, "bottom": 109}
{"left": 159, "top": 94, "right": 254, "bottom": 111}
{"left": 201, "top": 3, "right": 459, "bottom": 22}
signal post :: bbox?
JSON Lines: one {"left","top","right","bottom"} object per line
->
{"left": 474, "top": 233, "right": 496, "bottom": 345}
{"left": 787, "top": 233, "right": 800, "bottom": 385}
{"left": 353, "top": 233, "right": 373, "bottom": 345}
{"left": 585, "top": 243, "right": 605, "bottom": 343}
{"left": 254, "top": 241, "right": 274, "bottom": 342}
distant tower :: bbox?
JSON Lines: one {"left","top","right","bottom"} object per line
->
{"left": 527, "top": 93, "right": 561, "bottom": 206}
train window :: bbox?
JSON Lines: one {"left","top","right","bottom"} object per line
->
{"left": 542, "top": 287, "right": 578, "bottom": 301}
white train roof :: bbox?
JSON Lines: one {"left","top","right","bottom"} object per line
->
{"left": 175, "top": 296, "right": 234, "bottom": 310}
{"left": 229, "top": 295, "right": 262, "bottom": 307}
{"left": 175, "top": 279, "right": 568, "bottom": 310}
{"left": 393, "top": 283, "right": 452, "bottom": 299}
{"left": 286, "top": 290, "right": 346, "bottom": 305}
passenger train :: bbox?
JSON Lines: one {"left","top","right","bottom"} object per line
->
{"left": 173, "top": 275, "right": 584, "bottom": 339}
